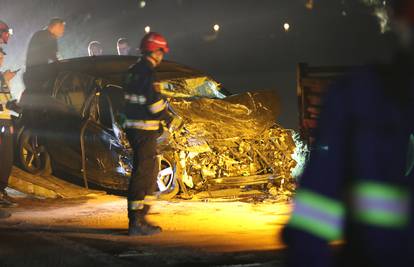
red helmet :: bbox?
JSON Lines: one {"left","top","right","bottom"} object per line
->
{"left": 140, "top": 32, "right": 169, "bottom": 54}
{"left": 0, "top": 21, "right": 10, "bottom": 44}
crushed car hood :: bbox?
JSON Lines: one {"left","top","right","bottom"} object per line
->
{"left": 169, "top": 90, "right": 281, "bottom": 140}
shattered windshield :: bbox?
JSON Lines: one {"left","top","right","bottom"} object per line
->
{"left": 159, "top": 76, "right": 227, "bottom": 99}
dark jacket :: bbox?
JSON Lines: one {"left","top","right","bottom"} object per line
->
{"left": 26, "top": 29, "right": 58, "bottom": 69}
{"left": 283, "top": 62, "right": 414, "bottom": 267}
{"left": 122, "top": 58, "right": 169, "bottom": 131}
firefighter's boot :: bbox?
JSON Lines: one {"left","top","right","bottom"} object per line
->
{"left": 128, "top": 205, "right": 162, "bottom": 236}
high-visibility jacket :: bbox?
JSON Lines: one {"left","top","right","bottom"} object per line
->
{"left": 122, "top": 58, "right": 168, "bottom": 131}
{"left": 283, "top": 63, "right": 414, "bottom": 267}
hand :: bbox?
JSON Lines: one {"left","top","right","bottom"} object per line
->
{"left": 3, "top": 70, "right": 16, "bottom": 83}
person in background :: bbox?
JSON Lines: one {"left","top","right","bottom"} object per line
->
{"left": 24, "top": 18, "right": 65, "bottom": 89}
{"left": 26, "top": 18, "right": 65, "bottom": 69}
{"left": 88, "top": 40, "right": 103, "bottom": 56}
{"left": 117, "top": 37, "right": 133, "bottom": 56}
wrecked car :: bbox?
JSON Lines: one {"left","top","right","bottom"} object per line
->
{"left": 16, "top": 56, "right": 300, "bottom": 199}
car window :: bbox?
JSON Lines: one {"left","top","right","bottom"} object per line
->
{"left": 98, "top": 95, "right": 114, "bottom": 129}
{"left": 88, "top": 95, "right": 99, "bottom": 122}
{"left": 53, "top": 71, "right": 96, "bottom": 113}
{"left": 101, "top": 85, "right": 124, "bottom": 126}
{"left": 88, "top": 93, "right": 114, "bottom": 130}
{"left": 158, "top": 76, "right": 227, "bottom": 99}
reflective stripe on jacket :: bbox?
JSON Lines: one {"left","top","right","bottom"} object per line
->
{"left": 122, "top": 58, "right": 167, "bottom": 131}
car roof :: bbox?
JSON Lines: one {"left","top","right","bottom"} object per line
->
{"left": 27, "top": 55, "right": 207, "bottom": 82}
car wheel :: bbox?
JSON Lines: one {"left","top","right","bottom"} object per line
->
{"left": 18, "top": 129, "right": 52, "bottom": 175}
{"left": 156, "top": 154, "right": 179, "bottom": 200}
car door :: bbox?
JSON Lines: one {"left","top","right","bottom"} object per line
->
{"left": 82, "top": 85, "right": 132, "bottom": 189}
{"left": 47, "top": 71, "right": 96, "bottom": 175}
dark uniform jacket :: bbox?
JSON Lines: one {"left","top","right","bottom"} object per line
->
{"left": 122, "top": 58, "right": 169, "bottom": 131}
{"left": 26, "top": 29, "right": 58, "bottom": 68}
{"left": 283, "top": 61, "right": 414, "bottom": 267}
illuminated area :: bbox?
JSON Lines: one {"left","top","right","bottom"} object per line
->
{"left": 8, "top": 195, "right": 292, "bottom": 252}
{"left": 139, "top": 0, "right": 146, "bottom": 9}
{"left": 0, "top": 1, "right": 400, "bottom": 264}
{"left": 213, "top": 24, "right": 220, "bottom": 32}
{"left": 283, "top": 22, "right": 290, "bottom": 32}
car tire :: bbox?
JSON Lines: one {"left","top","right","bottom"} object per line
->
{"left": 18, "top": 129, "right": 52, "bottom": 175}
{"left": 156, "top": 154, "right": 180, "bottom": 200}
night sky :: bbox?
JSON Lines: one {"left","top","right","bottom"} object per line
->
{"left": 0, "top": 0, "right": 397, "bottom": 129}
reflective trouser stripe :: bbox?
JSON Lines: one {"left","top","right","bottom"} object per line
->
{"left": 128, "top": 200, "right": 144, "bottom": 211}
{"left": 124, "top": 94, "right": 141, "bottom": 104}
{"left": 124, "top": 120, "right": 160, "bottom": 130}
{"left": 149, "top": 99, "right": 166, "bottom": 114}
{"left": 128, "top": 196, "right": 157, "bottom": 211}
{"left": 353, "top": 181, "right": 410, "bottom": 228}
{"left": 288, "top": 189, "right": 344, "bottom": 241}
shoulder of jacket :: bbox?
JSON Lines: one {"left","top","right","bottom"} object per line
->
{"left": 130, "top": 61, "right": 153, "bottom": 75}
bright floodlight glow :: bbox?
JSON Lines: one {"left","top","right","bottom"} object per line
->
{"left": 140, "top": 1, "right": 146, "bottom": 8}
{"left": 213, "top": 24, "right": 220, "bottom": 32}
{"left": 145, "top": 26, "right": 151, "bottom": 33}
{"left": 283, "top": 22, "right": 290, "bottom": 32}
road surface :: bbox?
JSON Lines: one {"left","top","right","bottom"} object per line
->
{"left": 0, "top": 193, "right": 291, "bottom": 267}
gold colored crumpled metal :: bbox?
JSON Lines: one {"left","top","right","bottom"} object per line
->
{"left": 163, "top": 90, "right": 297, "bottom": 195}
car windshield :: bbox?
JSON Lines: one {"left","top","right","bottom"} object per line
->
{"left": 158, "top": 76, "right": 228, "bottom": 99}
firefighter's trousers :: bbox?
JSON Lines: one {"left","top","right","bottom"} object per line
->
{"left": 125, "top": 129, "right": 159, "bottom": 211}
{"left": 0, "top": 122, "right": 13, "bottom": 192}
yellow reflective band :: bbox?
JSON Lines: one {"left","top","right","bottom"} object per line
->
{"left": 353, "top": 181, "right": 410, "bottom": 228}
{"left": 0, "top": 104, "right": 12, "bottom": 119}
{"left": 0, "top": 92, "right": 11, "bottom": 103}
{"left": 128, "top": 200, "right": 144, "bottom": 211}
{"left": 288, "top": 189, "right": 345, "bottom": 241}
{"left": 149, "top": 99, "right": 166, "bottom": 114}
{"left": 124, "top": 120, "right": 160, "bottom": 130}
{"left": 124, "top": 94, "right": 144, "bottom": 104}
{"left": 0, "top": 112, "right": 11, "bottom": 120}
{"left": 128, "top": 196, "right": 157, "bottom": 211}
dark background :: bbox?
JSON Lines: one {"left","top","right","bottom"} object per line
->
{"left": 0, "top": 0, "right": 396, "bottom": 129}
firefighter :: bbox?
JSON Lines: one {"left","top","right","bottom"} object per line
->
{"left": 282, "top": 1, "right": 414, "bottom": 266}
{"left": 0, "top": 46, "right": 17, "bottom": 210}
{"left": 0, "top": 21, "right": 13, "bottom": 219}
{"left": 0, "top": 20, "right": 11, "bottom": 45}
{"left": 122, "top": 32, "right": 171, "bottom": 236}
